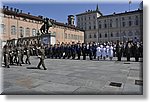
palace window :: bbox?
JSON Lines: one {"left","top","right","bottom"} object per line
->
{"left": 135, "top": 16, "right": 139, "bottom": 25}
{"left": 122, "top": 22, "right": 126, "bottom": 27}
{"left": 110, "top": 19, "right": 112, "bottom": 27}
{"left": 65, "top": 33, "right": 67, "bottom": 39}
{"left": 68, "top": 34, "right": 70, "bottom": 39}
{"left": 93, "top": 15, "right": 95, "bottom": 19}
{"left": 89, "top": 26, "right": 91, "bottom": 30}
{"left": 99, "top": 33, "right": 101, "bottom": 38}
{"left": 128, "top": 31, "right": 133, "bottom": 36}
{"left": 26, "top": 27, "right": 30, "bottom": 37}
{"left": 116, "top": 18, "right": 118, "bottom": 27}
{"left": 94, "top": 34, "right": 97, "bottom": 38}
{"left": 32, "top": 28, "right": 36, "bottom": 36}
{"left": 129, "top": 21, "right": 132, "bottom": 26}
{"left": 116, "top": 32, "right": 119, "bottom": 37}
{"left": 84, "top": 16, "right": 86, "bottom": 21}
{"left": 105, "top": 33, "right": 107, "bottom": 38}
{"left": 89, "top": 34, "right": 92, "bottom": 38}
{"left": 19, "top": 26, "right": 24, "bottom": 37}
{"left": 11, "top": 25, "right": 16, "bottom": 35}
{"left": 78, "top": 18, "right": 80, "bottom": 22}
{"left": 111, "top": 32, "right": 113, "bottom": 37}
{"left": 89, "top": 16, "right": 91, "bottom": 20}
{"left": 104, "top": 24, "right": 107, "bottom": 28}
{"left": 1, "top": 24, "right": 6, "bottom": 34}
{"left": 99, "top": 24, "right": 101, "bottom": 29}
{"left": 94, "top": 25, "right": 96, "bottom": 29}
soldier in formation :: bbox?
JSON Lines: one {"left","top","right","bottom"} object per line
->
{"left": 2, "top": 43, "right": 32, "bottom": 68}
{"left": 37, "top": 45, "right": 47, "bottom": 70}
{"left": 2, "top": 40, "right": 143, "bottom": 69}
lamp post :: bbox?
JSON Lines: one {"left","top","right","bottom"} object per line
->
{"left": 37, "top": 30, "right": 40, "bottom": 45}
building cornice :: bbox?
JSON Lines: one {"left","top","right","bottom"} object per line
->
{"left": 97, "top": 9, "right": 143, "bottom": 19}
{"left": 76, "top": 10, "right": 102, "bottom": 16}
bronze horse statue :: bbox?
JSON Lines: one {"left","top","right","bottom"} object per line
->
{"left": 40, "top": 18, "right": 53, "bottom": 34}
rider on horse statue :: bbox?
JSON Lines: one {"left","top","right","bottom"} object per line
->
{"left": 40, "top": 18, "right": 53, "bottom": 34}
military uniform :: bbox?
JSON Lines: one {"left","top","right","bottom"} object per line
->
{"left": 3, "top": 45, "right": 10, "bottom": 68}
{"left": 25, "top": 46, "right": 31, "bottom": 64}
{"left": 133, "top": 43, "right": 140, "bottom": 62}
{"left": 17, "top": 46, "right": 22, "bottom": 66}
{"left": 37, "top": 47, "right": 47, "bottom": 70}
{"left": 20, "top": 45, "right": 25, "bottom": 64}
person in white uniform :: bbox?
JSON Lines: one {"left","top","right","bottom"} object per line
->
{"left": 102, "top": 44, "right": 106, "bottom": 60}
{"left": 100, "top": 44, "right": 103, "bottom": 59}
{"left": 96, "top": 44, "right": 101, "bottom": 60}
{"left": 106, "top": 44, "right": 109, "bottom": 58}
{"left": 109, "top": 44, "right": 114, "bottom": 60}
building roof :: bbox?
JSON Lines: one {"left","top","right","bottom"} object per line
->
{"left": 76, "top": 10, "right": 102, "bottom": 16}
{"left": 1, "top": 8, "right": 84, "bottom": 31}
{"left": 2, "top": 9, "right": 43, "bottom": 21}
{"left": 97, "top": 9, "right": 143, "bottom": 19}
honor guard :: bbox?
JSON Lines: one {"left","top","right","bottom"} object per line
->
{"left": 17, "top": 45, "right": 22, "bottom": 66}
{"left": 25, "top": 45, "right": 31, "bottom": 64}
{"left": 37, "top": 45, "right": 47, "bottom": 70}
{"left": 3, "top": 45, "right": 10, "bottom": 68}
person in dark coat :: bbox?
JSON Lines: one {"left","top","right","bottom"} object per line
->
{"left": 9, "top": 45, "right": 14, "bottom": 65}
{"left": 116, "top": 40, "right": 123, "bottom": 61}
{"left": 92, "top": 43, "right": 97, "bottom": 59}
{"left": 71, "top": 43, "right": 76, "bottom": 59}
{"left": 20, "top": 45, "right": 25, "bottom": 64}
{"left": 76, "top": 43, "right": 81, "bottom": 60}
{"left": 125, "top": 41, "right": 132, "bottom": 61}
{"left": 3, "top": 45, "right": 10, "bottom": 68}
{"left": 133, "top": 43, "right": 140, "bottom": 62}
{"left": 89, "top": 43, "right": 93, "bottom": 60}
{"left": 82, "top": 43, "right": 87, "bottom": 60}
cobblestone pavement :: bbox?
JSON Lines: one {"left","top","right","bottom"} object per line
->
{"left": 1, "top": 56, "right": 143, "bottom": 95}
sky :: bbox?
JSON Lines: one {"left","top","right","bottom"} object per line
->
{"left": 2, "top": 0, "right": 143, "bottom": 24}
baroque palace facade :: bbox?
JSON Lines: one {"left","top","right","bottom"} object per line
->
{"left": 76, "top": 4, "right": 143, "bottom": 43}
{"left": 0, "top": 6, "right": 84, "bottom": 46}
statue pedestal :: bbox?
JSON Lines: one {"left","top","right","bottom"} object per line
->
{"left": 41, "top": 33, "right": 56, "bottom": 45}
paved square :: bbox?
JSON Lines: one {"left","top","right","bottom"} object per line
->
{"left": 1, "top": 57, "right": 143, "bottom": 95}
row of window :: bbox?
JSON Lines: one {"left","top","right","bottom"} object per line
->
{"left": 1, "top": 24, "right": 37, "bottom": 37}
{"left": 4, "top": 14, "right": 42, "bottom": 24}
{"left": 64, "top": 33, "right": 83, "bottom": 40}
{"left": 77, "top": 15, "right": 96, "bottom": 22}
{"left": 11, "top": 25, "right": 37, "bottom": 37}
{"left": 98, "top": 19, "right": 139, "bottom": 29}
{"left": 86, "top": 31, "right": 140, "bottom": 39}
{"left": 78, "top": 21, "right": 97, "bottom": 30}
{"left": 77, "top": 16, "right": 139, "bottom": 30}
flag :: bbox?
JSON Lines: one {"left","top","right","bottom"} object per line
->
{"left": 129, "top": 0, "right": 132, "bottom": 4}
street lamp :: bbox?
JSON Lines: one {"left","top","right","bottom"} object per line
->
{"left": 37, "top": 30, "right": 40, "bottom": 45}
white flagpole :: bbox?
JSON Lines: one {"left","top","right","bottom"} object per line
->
{"left": 129, "top": 0, "right": 132, "bottom": 11}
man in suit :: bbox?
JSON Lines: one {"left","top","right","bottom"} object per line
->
{"left": 116, "top": 40, "right": 123, "bottom": 61}
{"left": 76, "top": 43, "right": 81, "bottom": 60}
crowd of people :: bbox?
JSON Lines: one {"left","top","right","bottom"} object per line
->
{"left": 2, "top": 40, "right": 143, "bottom": 69}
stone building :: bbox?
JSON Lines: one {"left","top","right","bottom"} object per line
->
{"left": 0, "top": 6, "right": 84, "bottom": 47}
{"left": 76, "top": 4, "right": 143, "bottom": 43}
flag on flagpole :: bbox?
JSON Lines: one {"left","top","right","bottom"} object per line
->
{"left": 129, "top": 0, "right": 132, "bottom": 4}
